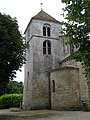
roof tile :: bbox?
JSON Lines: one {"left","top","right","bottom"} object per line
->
{"left": 32, "top": 10, "right": 60, "bottom": 23}
{"left": 24, "top": 10, "right": 61, "bottom": 33}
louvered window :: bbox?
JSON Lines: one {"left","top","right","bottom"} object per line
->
{"left": 43, "top": 40, "right": 51, "bottom": 55}
{"left": 43, "top": 24, "right": 51, "bottom": 37}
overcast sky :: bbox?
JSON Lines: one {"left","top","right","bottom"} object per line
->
{"left": 0, "top": 0, "right": 64, "bottom": 82}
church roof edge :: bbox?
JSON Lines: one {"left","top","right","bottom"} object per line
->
{"left": 24, "top": 10, "right": 62, "bottom": 34}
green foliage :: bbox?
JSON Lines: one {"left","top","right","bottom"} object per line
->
{"left": 0, "top": 94, "right": 23, "bottom": 109}
{"left": 61, "top": 0, "right": 90, "bottom": 76}
{"left": 6, "top": 81, "right": 23, "bottom": 94}
{"left": 0, "top": 81, "right": 23, "bottom": 96}
{"left": 0, "top": 12, "right": 26, "bottom": 93}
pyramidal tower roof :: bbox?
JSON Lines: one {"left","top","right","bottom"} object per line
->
{"left": 24, "top": 10, "right": 61, "bottom": 33}
{"left": 32, "top": 10, "right": 61, "bottom": 23}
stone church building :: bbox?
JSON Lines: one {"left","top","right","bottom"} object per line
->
{"left": 23, "top": 10, "right": 90, "bottom": 110}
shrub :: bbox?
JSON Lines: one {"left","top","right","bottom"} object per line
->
{"left": 0, "top": 94, "right": 23, "bottom": 109}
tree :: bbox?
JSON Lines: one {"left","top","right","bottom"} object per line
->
{"left": 6, "top": 81, "right": 23, "bottom": 94}
{"left": 0, "top": 13, "right": 26, "bottom": 95}
{"left": 0, "top": 80, "right": 23, "bottom": 96}
{"left": 61, "top": 0, "right": 90, "bottom": 76}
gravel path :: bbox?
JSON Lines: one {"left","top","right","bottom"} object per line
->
{"left": 0, "top": 109, "right": 90, "bottom": 120}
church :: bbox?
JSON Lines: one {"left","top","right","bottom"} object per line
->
{"left": 23, "top": 10, "right": 90, "bottom": 110}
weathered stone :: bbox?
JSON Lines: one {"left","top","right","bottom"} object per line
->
{"left": 23, "top": 10, "right": 90, "bottom": 111}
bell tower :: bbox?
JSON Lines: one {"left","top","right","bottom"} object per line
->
{"left": 23, "top": 10, "right": 62, "bottom": 110}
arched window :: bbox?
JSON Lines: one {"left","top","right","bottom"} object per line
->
{"left": 43, "top": 24, "right": 51, "bottom": 37}
{"left": 27, "top": 71, "right": 29, "bottom": 91}
{"left": 43, "top": 40, "right": 51, "bottom": 55}
{"left": 43, "top": 26, "right": 46, "bottom": 36}
{"left": 47, "top": 41, "right": 51, "bottom": 54}
{"left": 47, "top": 27, "right": 50, "bottom": 36}
{"left": 52, "top": 80, "right": 55, "bottom": 92}
{"left": 43, "top": 41, "right": 46, "bottom": 54}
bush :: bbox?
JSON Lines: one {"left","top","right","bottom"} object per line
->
{"left": 0, "top": 94, "right": 23, "bottom": 109}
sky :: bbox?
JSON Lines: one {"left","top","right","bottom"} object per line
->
{"left": 0, "top": 0, "right": 64, "bottom": 82}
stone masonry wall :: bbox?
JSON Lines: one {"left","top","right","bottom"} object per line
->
{"left": 23, "top": 18, "right": 62, "bottom": 110}
{"left": 29, "top": 36, "right": 60, "bottom": 109}
{"left": 50, "top": 66, "right": 80, "bottom": 110}
{"left": 60, "top": 59, "right": 90, "bottom": 110}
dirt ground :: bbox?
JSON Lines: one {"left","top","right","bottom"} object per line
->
{"left": 0, "top": 109, "right": 90, "bottom": 120}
